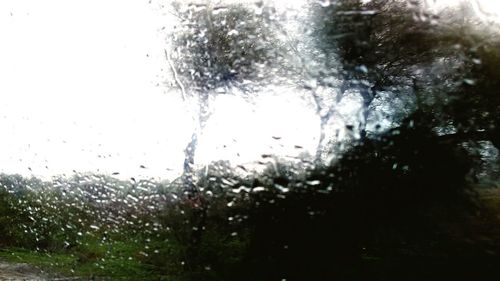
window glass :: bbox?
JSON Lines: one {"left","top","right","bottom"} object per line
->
{"left": 0, "top": 1, "right": 499, "bottom": 280}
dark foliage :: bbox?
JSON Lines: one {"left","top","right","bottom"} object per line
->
{"left": 313, "top": 0, "right": 500, "bottom": 149}
{"left": 151, "top": 113, "right": 496, "bottom": 281}
{"left": 236, "top": 115, "right": 486, "bottom": 281}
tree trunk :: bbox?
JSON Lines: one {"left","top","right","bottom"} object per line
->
{"left": 182, "top": 132, "right": 198, "bottom": 195}
{"left": 181, "top": 91, "right": 210, "bottom": 195}
{"left": 315, "top": 117, "right": 328, "bottom": 163}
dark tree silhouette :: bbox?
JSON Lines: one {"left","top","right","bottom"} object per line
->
{"left": 313, "top": 0, "right": 500, "bottom": 149}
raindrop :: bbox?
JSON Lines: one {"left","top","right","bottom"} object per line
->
{"left": 356, "top": 65, "right": 368, "bottom": 73}
{"left": 252, "top": 186, "right": 266, "bottom": 192}
{"left": 463, "top": 79, "right": 476, "bottom": 86}
{"left": 127, "top": 194, "right": 139, "bottom": 203}
{"left": 227, "top": 29, "right": 239, "bottom": 36}
{"left": 274, "top": 184, "right": 289, "bottom": 193}
{"left": 317, "top": 0, "right": 332, "bottom": 8}
{"left": 306, "top": 180, "right": 321, "bottom": 186}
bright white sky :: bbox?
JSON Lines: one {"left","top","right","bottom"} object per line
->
{"left": 0, "top": 0, "right": 320, "bottom": 180}
{"left": 0, "top": 0, "right": 498, "bottom": 181}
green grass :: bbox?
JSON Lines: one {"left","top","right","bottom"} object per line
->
{"left": 0, "top": 238, "right": 180, "bottom": 281}
{"left": 1, "top": 186, "right": 498, "bottom": 281}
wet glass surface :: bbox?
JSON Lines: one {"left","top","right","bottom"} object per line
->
{"left": 0, "top": 1, "right": 499, "bottom": 280}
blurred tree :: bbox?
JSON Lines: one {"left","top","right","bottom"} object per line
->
{"left": 0, "top": 186, "right": 20, "bottom": 246}
{"left": 313, "top": 0, "right": 500, "bottom": 149}
{"left": 167, "top": 2, "right": 281, "bottom": 194}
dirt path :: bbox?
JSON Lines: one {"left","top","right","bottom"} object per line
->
{"left": 0, "top": 261, "right": 46, "bottom": 281}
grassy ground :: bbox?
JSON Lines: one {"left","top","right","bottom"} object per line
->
{"left": 1, "top": 188, "right": 499, "bottom": 281}
{"left": 0, "top": 239, "right": 176, "bottom": 280}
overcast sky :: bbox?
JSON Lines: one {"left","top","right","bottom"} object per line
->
{"left": 0, "top": 0, "right": 498, "bottom": 181}
{"left": 0, "top": 0, "right": 322, "bottom": 180}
